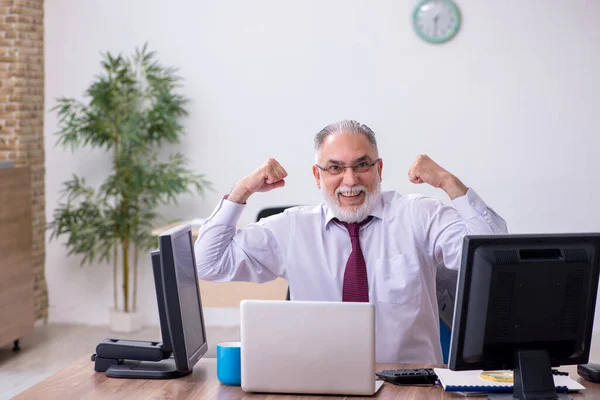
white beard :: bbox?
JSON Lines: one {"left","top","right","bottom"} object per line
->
{"left": 322, "top": 180, "right": 381, "bottom": 223}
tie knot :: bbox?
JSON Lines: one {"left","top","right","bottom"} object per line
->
{"left": 337, "top": 216, "right": 372, "bottom": 238}
{"left": 343, "top": 222, "right": 360, "bottom": 237}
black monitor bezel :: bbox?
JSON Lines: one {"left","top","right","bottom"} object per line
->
{"left": 159, "top": 225, "right": 208, "bottom": 372}
{"left": 449, "top": 233, "right": 600, "bottom": 371}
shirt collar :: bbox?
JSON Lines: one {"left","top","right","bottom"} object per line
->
{"left": 323, "top": 192, "right": 384, "bottom": 228}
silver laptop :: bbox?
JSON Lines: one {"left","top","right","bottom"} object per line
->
{"left": 240, "top": 300, "right": 381, "bottom": 396}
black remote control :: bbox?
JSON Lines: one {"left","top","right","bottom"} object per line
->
{"left": 376, "top": 368, "right": 438, "bottom": 385}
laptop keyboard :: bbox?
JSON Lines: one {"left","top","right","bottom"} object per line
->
{"left": 376, "top": 368, "right": 438, "bottom": 385}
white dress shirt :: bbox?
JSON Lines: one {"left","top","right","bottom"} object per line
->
{"left": 195, "top": 189, "right": 507, "bottom": 363}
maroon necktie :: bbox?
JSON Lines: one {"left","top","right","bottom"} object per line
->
{"left": 338, "top": 217, "right": 372, "bottom": 302}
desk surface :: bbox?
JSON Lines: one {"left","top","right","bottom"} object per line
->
{"left": 14, "top": 356, "right": 600, "bottom": 399}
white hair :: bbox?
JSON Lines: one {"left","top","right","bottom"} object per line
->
{"left": 314, "top": 120, "right": 378, "bottom": 162}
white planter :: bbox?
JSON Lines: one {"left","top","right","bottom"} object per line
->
{"left": 109, "top": 309, "right": 143, "bottom": 333}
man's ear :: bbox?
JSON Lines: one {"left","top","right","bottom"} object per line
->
{"left": 377, "top": 158, "right": 383, "bottom": 182}
{"left": 312, "top": 165, "right": 321, "bottom": 189}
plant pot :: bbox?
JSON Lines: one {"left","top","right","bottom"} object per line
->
{"left": 109, "top": 308, "right": 143, "bottom": 333}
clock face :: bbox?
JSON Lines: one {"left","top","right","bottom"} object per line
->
{"left": 412, "top": 0, "right": 461, "bottom": 44}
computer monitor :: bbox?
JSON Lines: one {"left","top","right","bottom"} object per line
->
{"left": 95, "top": 236, "right": 207, "bottom": 379}
{"left": 449, "top": 233, "right": 600, "bottom": 400}
{"left": 159, "top": 224, "right": 208, "bottom": 373}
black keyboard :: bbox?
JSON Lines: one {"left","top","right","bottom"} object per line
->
{"left": 376, "top": 368, "right": 438, "bottom": 385}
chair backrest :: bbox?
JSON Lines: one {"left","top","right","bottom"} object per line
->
{"left": 436, "top": 265, "right": 458, "bottom": 364}
{"left": 256, "top": 206, "right": 296, "bottom": 222}
{"left": 256, "top": 206, "right": 297, "bottom": 301}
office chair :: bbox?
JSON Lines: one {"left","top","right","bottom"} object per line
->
{"left": 437, "top": 264, "right": 458, "bottom": 364}
{"left": 255, "top": 206, "right": 297, "bottom": 301}
{"left": 256, "top": 206, "right": 295, "bottom": 222}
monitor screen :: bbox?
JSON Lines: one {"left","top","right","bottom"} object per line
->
{"left": 159, "top": 225, "right": 208, "bottom": 372}
{"left": 172, "top": 233, "right": 206, "bottom": 359}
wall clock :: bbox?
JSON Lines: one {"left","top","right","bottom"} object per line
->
{"left": 412, "top": 0, "right": 461, "bottom": 44}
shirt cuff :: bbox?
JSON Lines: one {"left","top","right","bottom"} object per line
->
{"left": 451, "top": 188, "right": 487, "bottom": 220}
{"left": 206, "top": 195, "right": 246, "bottom": 227}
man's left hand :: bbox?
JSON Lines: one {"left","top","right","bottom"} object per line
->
{"left": 408, "top": 154, "right": 468, "bottom": 200}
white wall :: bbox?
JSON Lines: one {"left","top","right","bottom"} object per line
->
{"left": 44, "top": 1, "right": 600, "bottom": 328}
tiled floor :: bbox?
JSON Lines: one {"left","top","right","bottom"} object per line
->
{"left": 0, "top": 323, "right": 240, "bottom": 400}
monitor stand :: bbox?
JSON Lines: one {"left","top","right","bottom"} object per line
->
{"left": 106, "top": 358, "right": 191, "bottom": 379}
{"left": 489, "top": 350, "right": 570, "bottom": 400}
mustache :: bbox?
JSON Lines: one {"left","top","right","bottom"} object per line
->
{"left": 335, "top": 185, "right": 368, "bottom": 196}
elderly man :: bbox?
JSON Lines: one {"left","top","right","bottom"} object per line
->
{"left": 195, "top": 120, "right": 507, "bottom": 363}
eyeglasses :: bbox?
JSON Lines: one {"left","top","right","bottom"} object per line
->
{"left": 315, "top": 159, "right": 380, "bottom": 176}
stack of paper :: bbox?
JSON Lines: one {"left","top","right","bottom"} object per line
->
{"left": 433, "top": 368, "right": 586, "bottom": 393}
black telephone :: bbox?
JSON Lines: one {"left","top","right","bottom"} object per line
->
{"left": 577, "top": 363, "right": 600, "bottom": 383}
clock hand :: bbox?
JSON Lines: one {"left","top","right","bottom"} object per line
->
{"left": 433, "top": 14, "right": 439, "bottom": 37}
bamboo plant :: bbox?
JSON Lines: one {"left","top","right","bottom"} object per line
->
{"left": 49, "top": 44, "right": 209, "bottom": 313}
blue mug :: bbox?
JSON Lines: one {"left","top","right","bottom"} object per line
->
{"left": 217, "top": 342, "right": 241, "bottom": 386}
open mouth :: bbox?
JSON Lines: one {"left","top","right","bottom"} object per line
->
{"left": 338, "top": 191, "right": 365, "bottom": 205}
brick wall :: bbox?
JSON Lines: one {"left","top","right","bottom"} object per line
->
{"left": 0, "top": 0, "right": 46, "bottom": 320}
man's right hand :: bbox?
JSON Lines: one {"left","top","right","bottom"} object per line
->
{"left": 228, "top": 158, "right": 288, "bottom": 204}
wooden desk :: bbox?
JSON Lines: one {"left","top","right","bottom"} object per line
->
{"left": 15, "top": 356, "right": 600, "bottom": 399}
